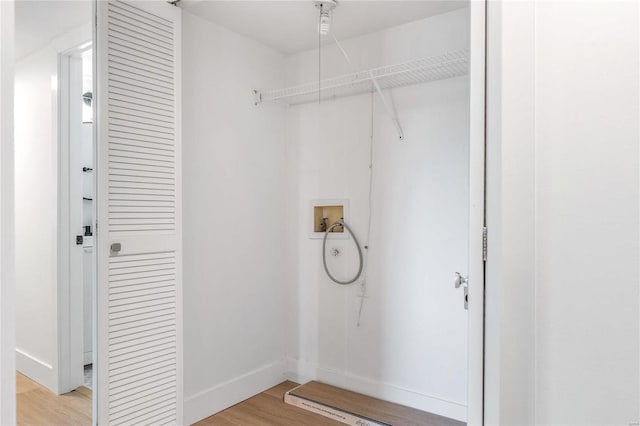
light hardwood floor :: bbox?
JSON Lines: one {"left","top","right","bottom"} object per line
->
{"left": 198, "top": 381, "right": 464, "bottom": 426}
{"left": 17, "top": 373, "right": 92, "bottom": 426}
{"left": 196, "top": 381, "right": 343, "bottom": 426}
{"left": 17, "top": 376, "right": 459, "bottom": 426}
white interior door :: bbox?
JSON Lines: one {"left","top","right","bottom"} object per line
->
{"left": 95, "top": 1, "right": 182, "bottom": 424}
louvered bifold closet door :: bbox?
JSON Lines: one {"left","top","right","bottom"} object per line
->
{"left": 96, "top": 1, "right": 182, "bottom": 424}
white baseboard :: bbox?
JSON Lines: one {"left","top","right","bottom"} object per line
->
{"left": 284, "top": 357, "right": 467, "bottom": 422}
{"left": 16, "top": 348, "right": 56, "bottom": 393}
{"left": 184, "top": 360, "right": 285, "bottom": 425}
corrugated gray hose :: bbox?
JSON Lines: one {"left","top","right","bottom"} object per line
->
{"left": 322, "top": 220, "right": 364, "bottom": 285}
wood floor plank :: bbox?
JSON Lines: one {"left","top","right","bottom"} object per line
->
{"left": 74, "top": 386, "right": 92, "bottom": 400}
{"left": 17, "top": 373, "right": 92, "bottom": 426}
{"left": 196, "top": 381, "right": 343, "bottom": 426}
{"left": 16, "top": 373, "right": 40, "bottom": 394}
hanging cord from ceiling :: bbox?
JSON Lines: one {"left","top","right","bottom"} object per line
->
{"left": 318, "top": 5, "right": 322, "bottom": 104}
{"left": 315, "top": 6, "right": 374, "bottom": 324}
{"left": 316, "top": 0, "right": 345, "bottom": 103}
{"left": 320, "top": 93, "right": 375, "bottom": 326}
{"left": 357, "top": 91, "right": 375, "bottom": 326}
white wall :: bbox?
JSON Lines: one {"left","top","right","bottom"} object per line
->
{"left": 284, "top": 9, "right": 470, "bottom": 422}
{"left": 484, "top": 1, "right": 536, "bottom": 424}
{"left": 181, "top": 11, "right": 288, "bottom": 425}
{"left": 534, "top": 1, "right": 639, "bottom": 424}
{"left": 14, "top": 45, "right": 59, "bottom": 393}
{"left": 0, "top": 0, "right": 16, "bottom": 423}
{"left": 485, "top": 1, "right": 640, "bottom": 424}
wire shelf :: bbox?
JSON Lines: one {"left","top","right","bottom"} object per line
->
{"left": 255, "top": 49, "right": 469, "bottom": 106}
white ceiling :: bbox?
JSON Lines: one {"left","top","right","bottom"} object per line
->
{"left": 14, "top": 0, "right": 467, "bottom": 59}
{"left": 15, "top": 0, "right": 92, "bottom": 59}
{"left": 182, "top": 0, "right": 468, "bottom": 55}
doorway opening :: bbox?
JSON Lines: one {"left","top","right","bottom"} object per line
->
{"left": 13, "top": 1, "right": 95, "bottom": 422}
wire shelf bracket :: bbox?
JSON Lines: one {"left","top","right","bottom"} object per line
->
{"left": 369, "top": 71, "right": 404, "bottom": 141}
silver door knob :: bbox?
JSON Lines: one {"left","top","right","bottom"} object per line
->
{"left": 454, "top": 272, "right": 469, "bottom": 310}
{"left": 110, "top": 243, "right": 122, "bottom": 254}
{"left": 454, "top": 272, "right": 468, "bottom": 289}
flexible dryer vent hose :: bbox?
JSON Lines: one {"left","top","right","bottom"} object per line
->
{"left": 322, "top": 220, "right": 364, "bottom": 285}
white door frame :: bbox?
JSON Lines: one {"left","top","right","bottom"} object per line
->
{"left": 468, "top": 1, "right": 487, "bottom": 425}
{"left": 58, "top": 38, "right": 94, "bottom": 395}
{"left": 58, "top": 47, "right": 85, "bottom": 395}
{"left": 53, "top": 24, "right": 93, "bottom": 397}
{"left": 0, "top": 0, "right": 16, "bottom": 423}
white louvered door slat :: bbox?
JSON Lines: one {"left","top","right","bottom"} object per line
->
{"left": 96, "top": 1, "right": 181, "bottom": 424}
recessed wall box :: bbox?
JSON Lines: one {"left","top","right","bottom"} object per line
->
{"left": 310, "top": 199, "right": 349, "bottom": 239}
